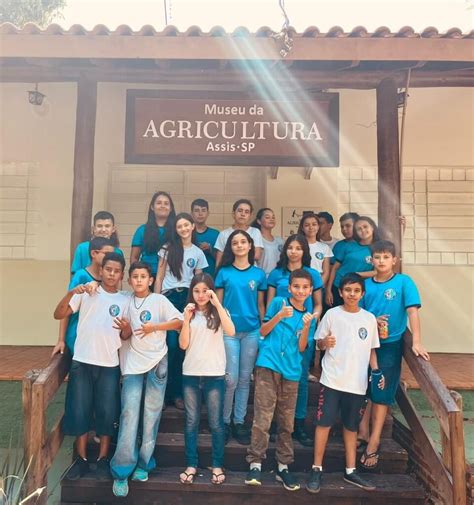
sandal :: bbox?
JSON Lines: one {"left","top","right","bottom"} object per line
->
{"left": 360, "top": 450, "right": 380, "bottom": 470}
{"left": 179, "top": 468, "right": 197, "bottom": 484}
{"left": 356, "top": 437, "right": 368, "bottom": 449}
{"left": 211, "top": 469, "right": 226, "bottom": 485}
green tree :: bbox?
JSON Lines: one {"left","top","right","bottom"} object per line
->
{"left": 0, "top": 0, "right": 67, "bottom": 27}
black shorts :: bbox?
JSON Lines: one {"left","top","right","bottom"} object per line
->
{"left": 63, "top": 360, "right": 120, "bottom": 437}
{"left": 315, "top": 385, "right": 367, "bottom": 432}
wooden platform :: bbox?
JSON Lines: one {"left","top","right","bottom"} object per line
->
{"left": 1, "top": 345, "right": 473, "bottom": 390}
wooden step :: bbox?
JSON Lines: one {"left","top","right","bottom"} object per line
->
{"left": 60, "top": 467, "right": 425, "bottom": 504}
{"left": 153, "top": 433, "right": 408, "bottom": 474}
{"left": 159, "top": 405, "right": 393, "bottom": 438}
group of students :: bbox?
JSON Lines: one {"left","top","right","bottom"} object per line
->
{"left": 52, "top": 191, "right": 430, "bottom": 497}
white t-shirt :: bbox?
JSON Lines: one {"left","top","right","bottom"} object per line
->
{"left": 315, "top": 306, "right": 379, "bottom": 395}
{"left": 158, "top": 244, "right": 208, "bottom": 290}
{"left": 320, "top": 237, "right": 339, "bottom": 250}
{"left": 258, "top": 236, "right": 284, "bottom": 276}
{"left": 119, "top": 293, "right": 183, "bottom": 375}
{"left": 69, "top": 287, "right": 130, "bottom": 367}
{"left": 309, "top": 241, "right": 333, "bottom": 273}
{"left": 214, "top": 226, "right": 264, "bottom": 252}
{"left": 183, "top": 311, "right": 226, "bottom": 376}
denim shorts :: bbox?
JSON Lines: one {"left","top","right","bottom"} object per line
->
{"left": 63, "top": 360, "right": 121, "bottom": 437}
{"left": 370, "top": 339, "right": 403, "bottom": 406}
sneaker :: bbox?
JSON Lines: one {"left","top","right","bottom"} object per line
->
{"left": 275, "top": 468, "right": 300, "bottom": 491}
{"left": 343, "top": 470, "right": 376, "bottom": 491}
{"left": 245, "top": 467, "right": 262, "bottom": 486}
{"left": 224, "top": 423, "right": 232, "bottom": 444}
{"left": 305, "top": 468, "right": 322, "bottom": 494}
{"left": 95, "top": 458, "right": 111, "bottom": 481}
{"left": 131, "top": 467, "right": 149, "bottom": 482}
{"left": 112, "top": 479, "right": 129, "bottom": 497}
{"left": 292, "top": 420, "right": 313, "bottom": 447}
{"left": 233, "top": 423, "right": 250, "bottom": 445}
{"left": 65, "top": 457, "right": 89, "bottom": 480}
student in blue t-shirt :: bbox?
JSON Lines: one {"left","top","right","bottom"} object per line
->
{"left": 52, "top": 237, "right": 115, "bottom": 356}
{"left": 71, "top": 211, "right": 123, "bottom": 275}
{"left": 267, "top": 234, "right": 323, "bottom": 446}
{"left": 215, "top": 229, "right": 267, "bottom": 445}
{"left": 330, "top": 212, "right": 360, "bottom": 266}
{"left": 130, "top": 191, "right": 176, "bottom": 276}
{"left": 190, "top": 198, "right": 220, "bottom": 277}
{"left": 326, "top": 216, "right": 380, "bottom": 308}
{"left": 245, "top": 269, "right": 315, "bottom": 491}
{"left": 358, "top": 240, "right": 430, "bottom": 470}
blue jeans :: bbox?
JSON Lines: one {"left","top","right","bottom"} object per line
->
{"left": 110, "top": 355, "right": 168, "bottom": 480}
{"left": 295, "top": 339, "right": 315, "bottom": 420}
{"left": 164, "top": 288, "right": 188, "bottom": 402}
{"left": 183, "top": 375, "right": 225, "bottom": 468}
{"left": 223, "top": 329, "right": 260, "bottom": 425}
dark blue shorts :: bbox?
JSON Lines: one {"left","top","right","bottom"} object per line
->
{"left": 370, "top": 339, "right": 403, "bottom": 406}
{"left": 63, "top": 360, "right": 120, "bottom": 437}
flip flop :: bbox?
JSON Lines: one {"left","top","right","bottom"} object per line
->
{"left": 211, "top": 471, "right": 226, "bottom": 485}
{"left": 179, "top": 470, "right": 197, "bottom": 484}
{"left": 360, "top": 450, "right": 380, "bottom": 470}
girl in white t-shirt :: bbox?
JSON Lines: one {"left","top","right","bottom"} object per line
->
{"left": 251, "top": 207, "right": 284, "bottom": 276}
{"left": 298, "top": 212, "right": 333, "bottom": 286}
{"left": 179, "top": 273, "right": 235, "bottom": 485}
{"left": 155, "top": 212, "right": 208, "bottom": 409}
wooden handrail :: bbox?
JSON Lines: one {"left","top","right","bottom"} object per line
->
{"left": 399, "top": 330, "right": 466, "bottom": 505}
{"left": 22, "top": 352, "right": 70, "bottom": 505}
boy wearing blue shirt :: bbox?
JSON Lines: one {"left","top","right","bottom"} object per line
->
{"left": 358, "top": 240, "right": 429, "bottom": 470}
{"left": 245, "top": 269, "right": 315, "bottom": 491}
{"left": 52, "top": 237, "right": 115, "bottom": 356}
{"left": 191, "top": 198, "right": 220, "bottom": 277}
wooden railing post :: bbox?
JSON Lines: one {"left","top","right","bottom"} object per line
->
{"left": 22, "top": 370, "right": 40, "bottom": 495}
{"left": 450, "top": 391, "right": 466, "bottom": 505}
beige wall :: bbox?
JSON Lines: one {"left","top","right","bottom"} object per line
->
{"left": 0, "top": 83, "right": 472, "bottom": 352}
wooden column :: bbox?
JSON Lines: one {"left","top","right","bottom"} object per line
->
{"left": 376, "top": 77, "right": 402, "bottom": 258}
{"left": 70, "top": 79, "right": 97, "bottom": 263}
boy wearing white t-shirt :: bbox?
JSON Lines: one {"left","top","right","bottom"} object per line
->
{"left": 306, "top": 273, "right": 384, "bottom": 494}
{"left": 53, "top": 252, "right": 129, "bottom": 481}
{"left": 111, "top": 262, "right": 183, "bottom": 498}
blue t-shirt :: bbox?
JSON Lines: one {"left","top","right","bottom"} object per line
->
{"left": 331, "top": 239, "right": 355, "bottom": 265}
{"left": 71, "top": 241, "right": 123, "bottom": 274}
{"left": 214, "top": 264, "right": 267, "bottom": 332}
{"left": 334, "top": 242, "right": 373, "bottom": 287}
{"left": 361, "top": 274, "right": 421, "bottom": 344}
{"left": 65, "top": 268, "right": 99, "bottom": 353}
{"left": 256, "top": 297, "right": 310, "bottom": 382}
{"left": 267, "top": 266, "right": 323, "bottom": 313}
{"left": 195, "top": 227, "right": 220, "bottom": 277}
{"left": 131, "top": 224, "right": 166, "bottom": 274}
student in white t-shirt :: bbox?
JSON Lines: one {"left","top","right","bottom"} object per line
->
{"left": 178, "top": 273, "right": 235, "bottom": 485}
{"left": 251, "top": 207, "right": 284, "bottom": 276}
{"left": 317, "top": 212, "right": 339, "bottom": 250}
{"left": 155, "top": 212, "right": 208, "bottom": 409}
{"left": 297, "top": 212, "right": 333, "bottom": 286}
{"left": 111, "top": 261, "right": 183, "bottom": 498}
{"left": 305, "top": 273, "right": 383, "bottom": 494}
{"left": 214, "top": 199, "right": 264, "bottom": 267}
{"left": 53, "top": 252, "right": 129, "bottom": 481}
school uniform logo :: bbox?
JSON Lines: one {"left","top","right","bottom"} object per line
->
{"left": 109, "top": 304, "right": 120, "bottom": 317}
{"left": 248, "top": 280, "right": 256, "bottom": 291}
{"left": 365, "top": 256, "right": 373, "bottom": 264}
{"left": 384, "top": 288, "right": 397, "bottom": 301}
{"left": 186, "top": 258, "right": 196, "bottom": 268}
{"left": 315, "top": 252, "right": 324, "bottom": 260}
{"left": 358, "top": 327, "right": 368, "bottom": 340}
{"left": 140, "top": 310, "right": 152, "bottom": 323}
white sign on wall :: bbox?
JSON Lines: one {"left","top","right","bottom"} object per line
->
{"left": 281, "top": 207, "right": 322, "bottom": 238}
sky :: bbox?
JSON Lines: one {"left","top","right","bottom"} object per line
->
{"left": 57, "top": 0, "right": 473, "bottom": 32}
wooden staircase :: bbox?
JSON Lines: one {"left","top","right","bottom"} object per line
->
{"left": 60, "top": 382, "right": 426, "bottom": 504}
